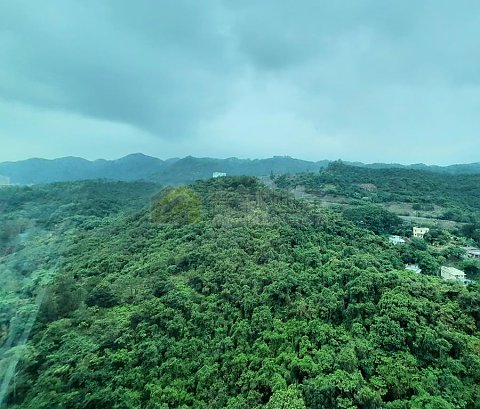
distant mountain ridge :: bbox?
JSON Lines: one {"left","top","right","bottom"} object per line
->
{"left": 347, "top": 161, "right": 480, "bottom": 174}
{"left": 0, "top": 153, "right": 170, "bottom": 185}
{"left": 1, "top": 153, "right": 479, "bottom": 185}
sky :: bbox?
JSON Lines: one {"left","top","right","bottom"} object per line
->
{"left": 1, "top": 0, "right": 480, "bottom": 165}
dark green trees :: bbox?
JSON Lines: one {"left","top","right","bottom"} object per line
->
{"left": 3, "top": 177, "right": 480, "bottom": 408}
{"left": 151, "top": 186, "right": 201, "bottom": 226}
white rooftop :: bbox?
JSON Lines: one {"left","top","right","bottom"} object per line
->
{"left": 441, "top": 266, "right": 466, "bottom": 282}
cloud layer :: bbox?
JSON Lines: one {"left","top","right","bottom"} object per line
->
{"left": 1, "top": 0, "right": 480, "bottom": 164}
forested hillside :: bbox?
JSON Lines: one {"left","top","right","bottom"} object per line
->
{"left": 2, "top": 177, "right": 480, "bottom": 408}
{"left": 0, "top": 180, "right": 160, "bottom": 405}
{"left": 275, "top": 162, "right": 480, "bottom": 245}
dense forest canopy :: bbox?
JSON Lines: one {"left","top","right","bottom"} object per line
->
{"left": 274, "top": 162, "right": 480, "bottom": 245}
{"left": 275, "top": 161, "right": 480, "bottom": 209}
{"left": 0, "top": 180, "right": 160, "bottom": 401}
{"left": 0, "top": 173, "right": 479, "bottom": 408}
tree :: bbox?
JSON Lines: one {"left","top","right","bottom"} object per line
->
{"left": 86, "top": 282, "right": 119, "bottom": 308}
{"left": 267, "top": 385, "right": 306, "bottom": 409}
{"left": 343, "top": 205, "right": 403, "bottom": 234}
{"left": 441, "top": 246, "right": 465, "bottom": 261}
{"left": 417, "top": 253, "right": 440, "bottom": 276}
{"left": 150, "top": 186, "right": 201, "bottom": 226}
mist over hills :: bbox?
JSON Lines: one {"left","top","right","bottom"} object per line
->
{"left": 1, "top": 153, "right": 480, "bottom": 185}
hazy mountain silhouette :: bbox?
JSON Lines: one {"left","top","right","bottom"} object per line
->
{"left": 1, "top": 154, "right": 480, "bottom": 185}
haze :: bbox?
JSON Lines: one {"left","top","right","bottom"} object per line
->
{"left": 1, "top": 0, "right": 480, "bottom": 165}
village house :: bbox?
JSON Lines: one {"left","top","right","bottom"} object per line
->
{"left": 464, "top": 247, "right": 480, "bottom": 259}
{"left": 440, "top": 266, "right": 467, "bottom": 283}
{"left": 389, "top": 235, "right": 406, "bottom": 245}
{"left": 413, "top": 227, "right": 430, "bottom": 239}
{"left": 212, "top": 172, "right": 227, "bottom": 178}
{"left": 405, "top": 264, "right": 422, "bottom": 274}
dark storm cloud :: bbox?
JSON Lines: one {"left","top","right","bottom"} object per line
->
{"left": 232, "top": 0, "right": 480, "bottom": 82}
{"left": 1, "top": 0, "right": 480, "bottom": 163}
{"left": 0, "top": 0, "right": 237, "bottom": 136}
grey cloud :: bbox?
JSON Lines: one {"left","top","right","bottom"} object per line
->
{"left": 229, "top": 0, "right": 480, "bottom": 85}
{"left": 0, "top": 0, "right": 237, "bottom": 136}
{"left": 1, "top": 0, "right": 480, "bottom": 163}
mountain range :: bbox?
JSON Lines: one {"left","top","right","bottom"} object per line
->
{"left": 1, "top": 153, "right": 480, "bottom": 185}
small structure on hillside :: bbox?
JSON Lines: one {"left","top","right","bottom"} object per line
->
{"left": 0, "top": 175, "right": 10, "bottom": 187}
{"left": 413, "top": 227, "right": 430, "bottom": 239}
{"left": 441, "top": 266, "right": 466, "bottom": 283}
{"left": 464, "top": 247, "right": 480, "bottom": 259}
{"left": 405, "top": 264, "right": 422, "bottom": 274}
{"left": 389, "top": 235, "right": 406, "bottom": 245}
{"left": 212, "top": 172, "right": 227, "bottom": 178}
{"left": 358, "top": 183, "right": 377, "bottom": 192}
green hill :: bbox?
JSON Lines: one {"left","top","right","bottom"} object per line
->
{"left": 1, "top": 177, "right": 480, "bottom": 408}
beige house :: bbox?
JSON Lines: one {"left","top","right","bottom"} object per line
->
{"left": 413, "top": 227, "right": 430, "bottom": 239}
{"left": 440, "top": 266, "right": 466, "bottom": 282}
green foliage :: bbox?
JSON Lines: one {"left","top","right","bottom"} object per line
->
{"left": 412, "top": 203, "right": 435, "bottom": 211}
{"left": 417, "top": 252, "right": 441, "bottom": 276}
{"left": 410, "top": 238, "right": 427, "bottom": 251}
{"left": 442, "top": 246, "right": 466, "bottom": 261}
{"left": 460, "top": 259, "right": 480, "bottom": 280}
{"left": 267, "top": 386, "right": 306, "bottom": 409}
{"left": 423, "top": 228, "right": 450, "bottom": 246}
{"left": 462, "top": 223, "right": 480, "bottom": 245}
{"left": 86, "top": 282, "right": 120, "bottom": 308}
{"left": 274, "top": 163, "right": 480, "bottom": 246}
{"left": 151, "top": 186, "right": 201, "bottom": 226}
{"left": 2, "top": 177, "right": 480, "bottom": 408}
{"left": 343, "top": 205, "right": 403, "bottom": 234}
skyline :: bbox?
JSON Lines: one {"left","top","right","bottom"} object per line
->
{"left": 2, "top": 1, "right": 480, "bottom": 165}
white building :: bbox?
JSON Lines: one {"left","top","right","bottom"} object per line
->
{"left": 389, "top": 235, "right": 406, "bottom": 245}
{"left": 465, "top": 248, "right": 480, "bottom": 260}
{"left": 405, "top": 264, "right": 422, "bottom": 274}
{"left": 413, "top": 227, "right": 430, "bottom": 239}
{"left": 0, "top": 175, "right": 10, "bottom": 187}
{"left": 212, "top": 172, "right": 227, "bottom": 178}
{"left": 440, "top": 266, "right": 466, "bottom": 283}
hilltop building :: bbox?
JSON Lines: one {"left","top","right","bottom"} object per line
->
{"left": 389, "top": 235, "right": 406, "bottom": 245}
{"left": 212, "top": 172, "right": 227, "bottom": 178}
{"left": 440, "top": 266, "right": 466, "bottom": 283}
{"left": 413, "top": 227, "right": 430, "bottom": 239}
{"left": 0, "top": 175, "right": 10, "bottom": 187}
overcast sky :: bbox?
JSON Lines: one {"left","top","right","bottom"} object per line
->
{"left": 1, "top": 0, "right": 480, "bottom": 164}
